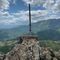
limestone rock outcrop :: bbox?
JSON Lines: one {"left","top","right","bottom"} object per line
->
{"left": 4, "top": 35, "right": 41, "bottom": 60}
{"left": 0, "top": 35, "right": 60, "bottom": 60}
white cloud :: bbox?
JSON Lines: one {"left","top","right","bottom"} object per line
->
{"left": 23, "top": 0, "right": 45, "bottom": 6}
{"left": 0, "top": 0, "right": 10, "bottom": 11}
{"left": 0, "top": 10, "right": 47, "bottom": 27}
{"left": 13, "top": 10, "right": 49, "bottom": 23}
{"left": 0, "top": 0, "right": 60, "bottom": 28}
{"left": 12, "top": 0, "right": 16, "bottom": 4}
{"left": 53, "top": 0, "right": 60, "bottom": 13}
{"left": 0, "top": 10, "right": 60, "bottom": 27}
{"left": 0, "top": 0, "right": 16, "bottom": 11}
{"left": 23, "top": 0, "right": 60, "bottom": 13}
{"left": 43, "top": 0, "right": 60, "bottom": 13}
{"left": 43, "top": 0, "right": 55, "bottom": 10}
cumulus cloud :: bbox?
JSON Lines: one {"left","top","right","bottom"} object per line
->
{"left": 53, "top": 0, "right": 60, "bottom": 13}
{"left": 0, "top": 10, "right": 48, "bottom": 27}
{"left": 23, "top": 0, "right": 45, "bottom": 6}
{"left": 23, "top": 0, "right": 60, "bottom": 13}
{"left": 0, "top": 10, "right": 60, "bottom": 27}
{"left": 0, "top": 0, "right": 10, "bottom": 11}
{"left": 0, "top": 9, "right": 60, "bottom": 28}
{"left": 43, "top": 0, "right": 55, "bottom": 10}
{"left": 0, "top": 0, "right": 60, "bottom": 28}
{"left": 43, "top": 0, "right": 60, "bottom": 13}
{"left": 0, "top": 0, "right": 16, "bottom": 11}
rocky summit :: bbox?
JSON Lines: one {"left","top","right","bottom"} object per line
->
{"left": 0, "top": 35, "right": 60, "bottom": 60}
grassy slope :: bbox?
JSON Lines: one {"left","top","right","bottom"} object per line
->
{"left": 40, "top": 40, "right": 60, "bottom": 51}
{"left": 0, "top": 40, "right": 60, "bottom": 54}
{"left": 0, "top": 40, "right": 17, "bottom": 54}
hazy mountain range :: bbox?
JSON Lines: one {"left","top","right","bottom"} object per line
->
{"left": 0, "top": 19, "right": 60, "bottom": 40}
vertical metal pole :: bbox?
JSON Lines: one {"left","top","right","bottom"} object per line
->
{"left": 29, "top": 4, "right": 31, "bottom": 33}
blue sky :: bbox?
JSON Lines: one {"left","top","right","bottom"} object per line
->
{"left": 0, "top": 0, "right": 60, "bottom": 29}
{"left": 9, "top": 0, "right": 27, "bottom": 13}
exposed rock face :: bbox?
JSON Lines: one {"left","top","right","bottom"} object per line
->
{"left": 4, "top": 36, "right": 41, "bottom": 60}
{"left": 0, "top": 35, "right": 60, "bottom": 60}
{"left": 0, "top": 54, "right": 5, "bottom": 60}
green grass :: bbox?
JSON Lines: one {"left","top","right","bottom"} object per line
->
{"left": 40, "top": 40, "right": 60, "bottom": 51}
{"left": 0, "top": 45, "right": 14, "bottom": 54}
{"left": 0, "top": 40, "right": 60, "bottom": 54}
{"left": 0, "top": 40, "right": 17, "bottom": 54}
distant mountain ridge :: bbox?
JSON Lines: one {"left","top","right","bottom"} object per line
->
{"left": 0, "top": 19, "right": 60, "bottom": 40}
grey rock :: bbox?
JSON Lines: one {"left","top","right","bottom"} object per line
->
{"left": 0, "top": 35, "right": 60, "bottom": 60}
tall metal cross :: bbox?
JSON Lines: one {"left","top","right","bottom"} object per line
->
{"left": 29, "top": 4, "right": 32, "bottom": 33}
